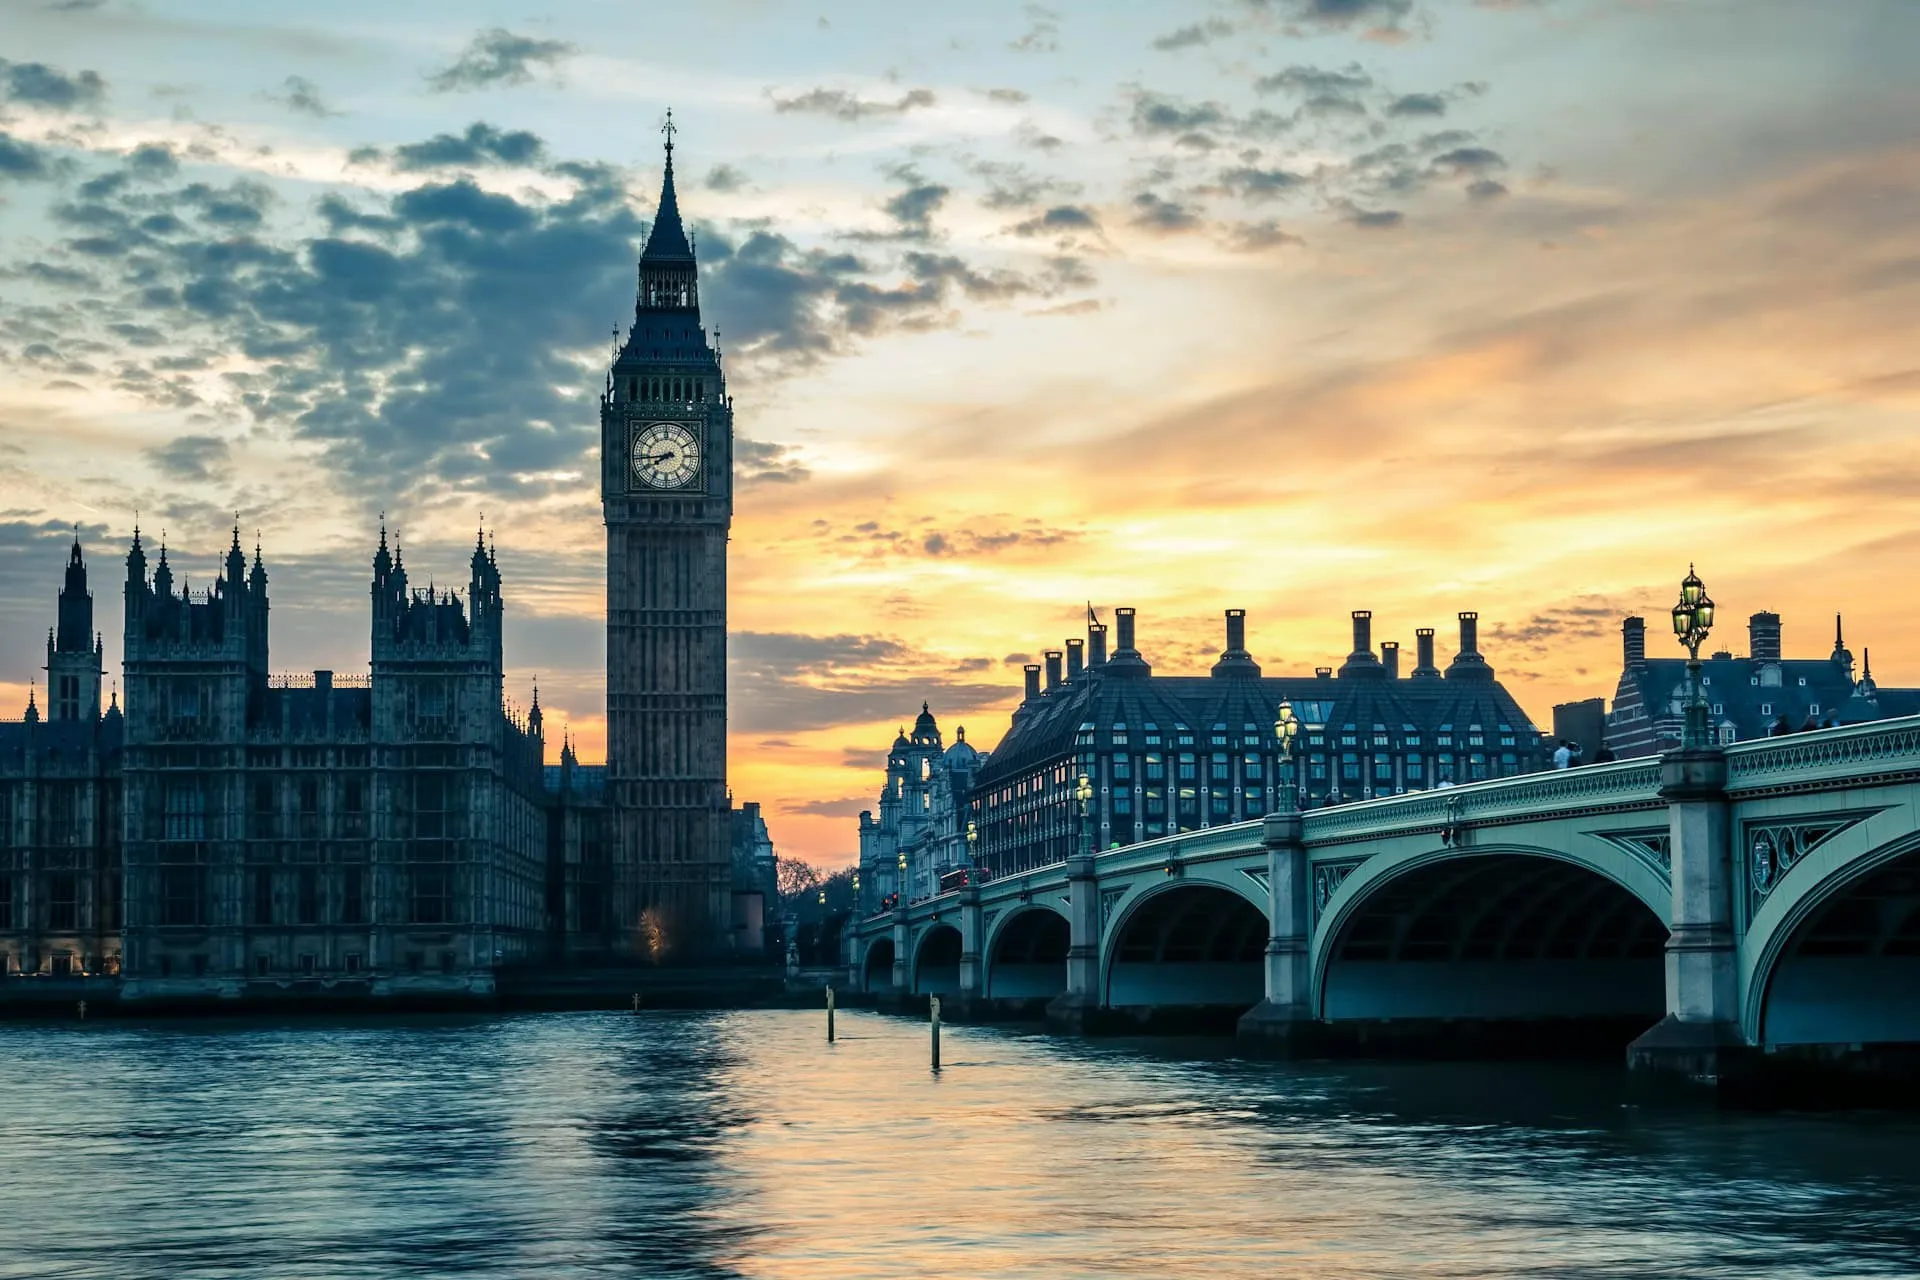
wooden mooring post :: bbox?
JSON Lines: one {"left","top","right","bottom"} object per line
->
{"left": 826, "top": 985, "right": 836, "bottom": 1043}
{"left": 930, "top": 995, "right": 941, "bottom": 1070}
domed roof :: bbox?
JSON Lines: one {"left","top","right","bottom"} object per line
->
{"left": 891, "top": 726, "right": 912, "bottom": 752}
{"left": 944, "top": 727, "right": 981, "bottom": 768}
{"left": 911, "top": 700, "right": 940, "bottom": 743}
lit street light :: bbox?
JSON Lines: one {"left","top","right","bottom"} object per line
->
{"left": 1672, "top": 564, "right": 1716, "bottom": 749}
{"left": 1274, "top": 699, "right": 1300, "bottom": 812}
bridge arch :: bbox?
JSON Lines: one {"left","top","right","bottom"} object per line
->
{"left": 861, "top": 936, "right": 895, "bottom": 994}
{"left": 1311, "top": 844, "right": 1667, "bottom": 1041}
{"left": 983, "top": 905, "right": 1069, "bottom": 1002}
{"left": 1102, "top": 879, "right": 1266, "bottom": 1015}
{"left": 912, "top": 922, "right": 963, "bottom": 996}
{"left": 1745, "top": 830, "right": 1920, "bottom": 1047}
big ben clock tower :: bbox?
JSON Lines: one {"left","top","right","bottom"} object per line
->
{"left": 601, "top": 116, "right": 734, "bottom": 959}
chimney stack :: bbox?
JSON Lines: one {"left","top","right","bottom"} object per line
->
{"left": 1066, "top": 638, "right": 1085, "bottom": 680}
{"left": 1446, "top": 611, "right": 1492, "bottom": 680}
{"left": 1381, "top": 641, "right": 1400, "bottom": 679}
{"left": 1106, "top": 606, "right": 1151, "bottom": 676}
{"left": 1338, "top": 609, "right": 1384, "bottom": 678}
{"left": 1622, "top": 616, "right": 1646, "bottom": 669}
{"left": 1413, "top": 628, "right": 1440, "bottom": 678}
{"left": 1749, "top": 612, "right": 1781, "bottom": 664}
{"left": 1023, "top": 664, "right": 1041, "bottom": 702}
{"left": 1088, "top": 621, "right": 1108, "bottom": 666}
{"left": 1044, "top": 649, "right": 1063, "bottom": 691}
{"left": 1211, "top": 608, "right": 1261, "bottom": 678}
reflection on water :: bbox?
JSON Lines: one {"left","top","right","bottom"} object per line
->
{"left": 3, "top": 1011, "right": 1919, "bottom": 1279}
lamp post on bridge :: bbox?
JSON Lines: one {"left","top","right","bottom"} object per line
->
{"left": 1672, "top": 565, "right": 1716, "bottom": 749}
{"left": 1075, "top": 773, "right": 1095, "bottom": 859}
{"left": 1273, "top": 699, "right": 1300, "bottom": 814}
{"left": 966, "top": 819, "right": 978, "bottom": 883}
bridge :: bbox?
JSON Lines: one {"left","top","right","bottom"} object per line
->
{"left": 846, "top": 718, "right": 1920, "bottom": 1093}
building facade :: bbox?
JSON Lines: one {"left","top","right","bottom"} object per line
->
{"left": 601, "top": 129, "right": 736, "bottom": 960}
{"left": 959, "top": 606, "right": 1547, "bottom": 880}
{"left": 1605, "top": 611, "right": 1919, "bottom": 756}
{"left": 855, "top": 704, "right": 986, "bottom": 914}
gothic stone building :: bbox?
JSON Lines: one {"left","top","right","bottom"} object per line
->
{"left": 108, "top": 526, "right": 550, "bottom": 999}
{"left": 0, "top": 538, "right": 121, "bottom": 982}
{"left": 961, "top": 606, "right": 1547, "bottom": 879}
{"left": 1605, "top": 611, "right": 1920, "bottom": 756}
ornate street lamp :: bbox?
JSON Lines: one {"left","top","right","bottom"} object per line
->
{"left": 1672, "top": 563, "right": 1716, "bottom": 748}
{"left": 897, "top": 849, "right": 908, "bottom": 904}
{"left": 965, "top": 819, "right": 978, "bottom": 870}
{"left": 1274, "top": 699, "right": 1301, "bottom": 812}
{"left": 1074, "top": 772, "right": 1095, "bottom": 858}
{"left": 851, "top": 868, "right": 861, "bottom": 916}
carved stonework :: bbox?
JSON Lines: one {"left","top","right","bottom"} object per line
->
{"left": 1597, "top": 828, "right": 1672, "bottom": 876}
{"left": 1099, "top": 887, "right": 1126, "bottom": 930}
{"left": 1743, "top": 812, "right": 1876, "bottom": 915}
{"left": 1310, "top": 859, "right": 1364, "bottom": 919}
{"left": 1241, "top": 867, "right": 1271, "bottom": 896}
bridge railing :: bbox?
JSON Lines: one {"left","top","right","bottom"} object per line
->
{"left": 1302, "top": 757, "right": 1665, "bottom": 845}
{"left": 1724, "top": 714, "right": 1920, "bottom": 792}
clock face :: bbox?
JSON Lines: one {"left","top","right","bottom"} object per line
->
{"left": 630, "top": 421, "right": 702, "bottom": 489}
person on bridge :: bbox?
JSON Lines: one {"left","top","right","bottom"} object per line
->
{"left": 1552, "top": 740, "right": 1573, "bottom": 770}
{"left": 1594, "top": 741, "right": 1616, "bottom": 764}
{"left": 1769, "top": 715, "right": 1792, "bottom": 736}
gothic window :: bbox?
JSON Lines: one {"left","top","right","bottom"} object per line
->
{"left": 161, "top": 867, "right": 205, "bottom": 926}
{"left": 1210, "top": 793, "right": 1230, "bottom": 819}
{"left": 341, "top": 867, "right": 365, "bottom": 925}
{"left": 297, "top": 869, "right": 319, "bottom": 926}
{"left": 1407, "top": 757, "right": 1425, "bottom": 782}
{"left": 1469, "top": 754, "right": 1489, "bottom": 781}
{"left": 250, "top": 869, "right": 274, "bottom": 925}
{"left": 410, "top": 869, "right": 452, "bottom": 924}
{"left": 1373, "top": 755, "right": 1393, "bottom": 784}
{"left": 1340, "top": 753, "right": 1360, "bottom": 782}
{"left": 1143, "top": 724, "right": 1162, "bottom": 747}
{"left": 1209, "top": 755, "right": 1229, "bottom": 783}
{"left": 163, "top": 783, "right": 206, "bottom": 842}
{"left": 1112, "top": 756, "right": 1132, "bottom": 782}
{"left": 1176, "top": 755, "right": 1196, "bottom": 783}
{"left": 1176, "top": 726, "right": 1194, "bottom": 746}
{"left": 1436, "top": 756, "right": 1456, "bottom": 784}
{"left": 1243, "top": 754, "right": 1263, "bottom": 781}
{"left": 47, "top": 873, "right": 77, "bottom": 931}
{"left": 1210, "top": 723, "right": 1228, "bottom": 746}
{"left": 1144, "top": 754, "right": 1165, "bottom": 783}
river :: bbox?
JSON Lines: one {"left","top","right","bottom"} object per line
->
{"left": 2, "top": 1010, "right": 1917, "bottom": 1279}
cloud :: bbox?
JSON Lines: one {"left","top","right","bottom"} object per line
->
{"left": 784, "top": 795, "right": 872, "bottom": 819}
{"left": 1254, "top": 63, "right": 1373, "bottom": 97}
{"left": 705, "top": 164, "right": 748, "bottom": 192}
{"left": 269, "top": 74, "right": 336, "bottom": 118}
{"left": 1007, "top": 204, "right": 1100, "bottom": 237}
{"left": 730, "top": 631, "right": 1010, "bottom": 734}
{"left": 1217, "top": 165, "right": 1308, "bottom": 200}
{"left": 768, "top": 86, "right": 936, "bottom": 122}
{"left": 1222, "top": 219, "right": 1305, "bottom": 251}
{"left": 1153, "top": 19, "right": 1235, "bottom": 50}
{"left": 1267, "top": 0, "right": 1416, "bottom": 32}
{"left": 0, "top": 133, "right": 57, "bottom": 182}
{"left": 1009, "top": 4, "right": 1061, "bottom": 53}
{"left": 1342, "top": 202, "right": 1404, "bottom": 228}
{"left": 1388, "top": 92, "right": 1448, "bottom": 117}
{"left": 0, "top": 59, "right": 106, "bottom": 111}
{"left": 145, "top": 434, "right": 230, "bottom": 482}
{"left": 1468, "top": 178, "right": 1509, "bottom": 200}
{"left": 426, "top": 27, "right": 577, "bottom": 93}
{"left": 378, "top": 122, "right": 548, "bottom": 172}
{"left": 985, "top": 88, "right": 1030, "bottom": 104}
{"left": 1432, "top": 146, "right": 1507, "bottom": 175}
{"left": 737, "top": 438, "right": 810, "bottom": 487}
{"left": 1131, "top": 192, "right": 1202, "bottom": 234}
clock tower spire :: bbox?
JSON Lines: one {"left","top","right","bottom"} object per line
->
{"left": 599, "top": 113, "right": 735, "bottom": 961}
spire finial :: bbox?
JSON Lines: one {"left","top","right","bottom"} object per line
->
{"left": 662, "top": 106, "right": 676, "bottom": 164}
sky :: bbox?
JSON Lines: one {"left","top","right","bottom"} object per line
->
{"left": 2, "top": 0, "right": 1918, "bottom": 867}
